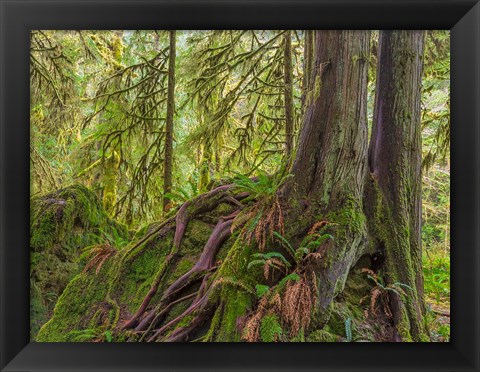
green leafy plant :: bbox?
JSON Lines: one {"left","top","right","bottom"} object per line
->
{"left": 164, "top": 185, "right": 195, "bottom": 204}
{"left": 255, "top": 284, "right": 270, "bottom": 298}
{"left": 344, "top": 318, "right": 353, "bottom": 342}
{"left": 248, "top": 251, "right": 291, "bottom": 280}
{"left": 362, "top": 268, "right": 413, "bottom": 318}
{"left": 260, "top": 314, "right": 283, "bottom": 342}
{"left": 67, "top": 328, "right": 102, "bottom": 342}
{"left": 275, "top": 272, "right": 301, "bottom": 293}
{"left": 232, "top": 167, "right": 292, "bottom": 202}
{"left": 423, "top": 252, "right": 450, "bottom": 303}
{"left": 97, "top": 227, "right": 129, "bottom": 249}
{"left": 104, "top": 330, "right": 113, "bottom": 342}
{"left": 273, "top": 230, "right": 334, "bottom": 264}
{"left": 232, "top": 171, "right": 277, "bottom": 202}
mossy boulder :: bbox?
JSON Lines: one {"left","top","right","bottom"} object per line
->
{"left": 30, "top": 184, "right": 129, "bottom": 339}
{"left": 36, "top": 211, "right": 226, "bottom": 342}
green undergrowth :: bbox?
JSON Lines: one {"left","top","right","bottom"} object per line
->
{"left": 423, "top": 247, "right": 450, "bottom": 342}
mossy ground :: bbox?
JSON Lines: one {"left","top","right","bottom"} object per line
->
{"left": 36, "top": 199, "right": 245, "bottom": 342}
{"left": 30, "top": 184, "right": 129, "bottom": 339}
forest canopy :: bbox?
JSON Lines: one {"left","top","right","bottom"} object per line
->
{"left": 30, "top": 30, "right": 450, "bottom": 342}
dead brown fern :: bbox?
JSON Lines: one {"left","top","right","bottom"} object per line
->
{"left": 263, "top": 257, "right": 286, "bottom": 280}
{"left": 308, "top": 220, "right": 329, "bottom": 235}
{"left": 242, "top": 290, "right": 283, "bottom": 342}
{"left": 361, "top": 268, "right": 408, "bottom": 319}
{"left": 242, "top": 296, "right": 269, "bottom": 342}
{"left": 235, "top": 194, "right": 285, "bottom": 251}
{"left": 83, "top": 244, "right": 117, "bottom": 275}
{"left": 281, "top": 272, "right": 316, "bottom": 336}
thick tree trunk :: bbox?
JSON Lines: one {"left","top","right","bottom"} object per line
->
{"left": 163, "top": 30, "right": 176, "bottom": 213}
{"left": 365, "top": 30, "right": 428, "bottom": 341}
{"left": 283, "top": 30, "right": 371, "bottom": 324}
{"left": 283, "top": 30, "right": 294, "bottom": 160}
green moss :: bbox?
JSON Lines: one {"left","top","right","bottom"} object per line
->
{"left": 182, "top": 220, "right": 214, "bottom": 247}
{"left": 203, "top": 303, "right": 224, "bottom": 342}
{"left": 313, "top": 75, "right": 322, "bottom": 101}
{"left": 307, "top": 329, "right": 342, "bottom": 342}
{"left": 30, "top": 184, "right": 129, "bottom": 340}
{"left": 175, "top": 314, "right": 195, "bottom": 329}
{"left": 204, "top": 237, "right": 258, "bottom": 341}
{"left": 326, "top": 198, "right": 366, "bottom": 235}
{"left": 397, "top": 305, "right": 413, "bottom": 342}
{"left": 214, "top": 288, "right": 252, "bottom": 341}
{"left": 38, "top": 212, "right": 224, "bottom": 341}
{"left": 37, "top": 268, "right": 110, "bottom": 341}
{"left": 164, "top": 300, "right": 191, "bottom": 324}
{"left": 351, "top": 54, "right": 367, "bottom": 64}
{"left": 366, "top": 177, "right": 429, "bottom": 341}
{"left": 115, "top": 236, "right": 172, "bottom": 312}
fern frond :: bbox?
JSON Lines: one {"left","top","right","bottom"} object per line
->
{"left": 276, "top": 272, "right": 300, "bottom": 292}
{"left": 255, "top": 284, "right": 270, "bottom": 298}
{"left": 273, "top": 231, "right": 295, "bottom": 256}
{"left": 247, "top": 259, "right": 266, "bottom": 270}
{"left": 264, "top": 252, "right": 290, "bottom": 267}
{"left": 260, "top": 314, "right": 283, "bottom": 342}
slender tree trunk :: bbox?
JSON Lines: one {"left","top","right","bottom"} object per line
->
{"left": 301, "top": 30, "right": 315, "bottom": 106}
{"left": 102, "top": 31, "right": 124, "bottom": 215}
{"left": 284, "top": 30, "right": 371, "bottom": 324}
{"left": 365, "top": 30, "right": 428, "bottom": 341}
{"left": 283, "top": 30, "right": 294, "bottom": 160}
{"left": 163, "top": 30, "right": 176, "bottom": 213}
{"left": 198, "top": 144, "right": 212, "bottom": 192}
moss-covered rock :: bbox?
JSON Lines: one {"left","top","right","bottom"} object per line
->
{"left": 30, "top": 184, "right": 129, "bottom": 339}
{"left": 37, "top": 200, "right": 234, "bottom": 341}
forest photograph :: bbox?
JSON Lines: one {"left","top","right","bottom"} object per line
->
{"left": 30, "top": 30, "right": 450, "bottom": 343}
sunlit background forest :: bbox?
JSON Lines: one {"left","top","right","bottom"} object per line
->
{"left": 30, "top": 30, "right": 450, "bottom": 342}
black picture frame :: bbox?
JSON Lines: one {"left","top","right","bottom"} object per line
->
{"left": 1, "top": 0, "right": 479, "bottom": 371}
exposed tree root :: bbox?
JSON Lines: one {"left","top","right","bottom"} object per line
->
{"left": 148, "top": 273, "right": 214, "bottom": 342}
{"left": 120, "top": 176, "right": 369, "bottom": 343}
{"left": 122, "top": 183, "right": 246, "bottom": 331}
{"left": 135, "top": 215, "right": 235, "bottom": 334}
{"left": 137, "top": 292, "right": 197, "bottom": 342}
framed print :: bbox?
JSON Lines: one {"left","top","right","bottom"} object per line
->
{"left": 1, "top": 0, "right": 479, "bottom": 371}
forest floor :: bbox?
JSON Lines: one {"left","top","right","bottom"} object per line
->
{"left": 423, "top": 248, "right": 450, "bottom": 342}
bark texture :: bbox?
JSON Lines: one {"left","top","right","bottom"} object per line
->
{"left": 163, "top": 30, "right": 176, "bottom": 213}
{"left": 284, "top": 30, "right": 371, "bottom": 324}
{"left": 301, "top": 30, "right": 315, "bottom": 106}
{"left": 366, "top": 30, "right": 428, "bottom": 341}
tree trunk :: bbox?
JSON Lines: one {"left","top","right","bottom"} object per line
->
{"left": 365, "top": 30, "right": 428, "bottom": 341}
{"left": 198, "top": 143, "right": 212, "bottom": 193}
{"left": 163, "top": 30, "right": 176, "bottom": 213}
{"left": 283, "top": 30, "right": 371, "bottom": 325}
{"left": 301, "top": 30, "right": 315, "bottom": 106}
{"left": 283, "top": 30, "right": 294, "bottom": 160}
